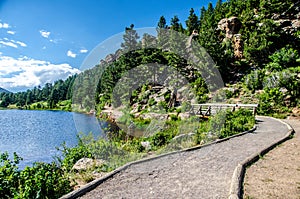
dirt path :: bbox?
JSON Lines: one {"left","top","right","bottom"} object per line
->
{"left": 77, "top": 117, "right": 289, "bottom": 199}
{"left": 244, "top": 118, "right": 300, "bottom": 199}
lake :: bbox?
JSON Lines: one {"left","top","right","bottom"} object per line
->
{"left": 0, "top": 109, "right": 106, "bottom": 169}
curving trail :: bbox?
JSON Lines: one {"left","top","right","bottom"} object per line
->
{"left": 77, "top": 116, "right": 289, "bottom": 199}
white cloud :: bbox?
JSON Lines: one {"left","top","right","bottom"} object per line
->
{"left": 7, "top": 30, "right": 16, "bottom": 35}
{"left": 0, "top": 22, "right": 9, "bottom": 29}
{"left": 39, "top": 30, "right": 51, "bottom": 38}
{"left": 80, "top": 49, "right": 88, "bottom": 53}
{"left": 15, "top": 41, "right": 27, "bottom": 47}
{"left": 0, "top": 38, "right": 27, "bottom": 48}
{"left": 0, "top": 55, "right": 80, "bottom": 91}
{"left": 0, "top": 41, "right": 18, "bottom": 48}
{"left": 67, "top": 50, "right": 77, "bottom": 58}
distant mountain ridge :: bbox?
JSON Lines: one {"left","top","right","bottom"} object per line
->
{"left": 0, "top": 87, "right": 10, "bottom": 93}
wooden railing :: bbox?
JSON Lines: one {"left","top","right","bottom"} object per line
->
{"left": 190, "top": 103, "right": 258, "bottom": 117}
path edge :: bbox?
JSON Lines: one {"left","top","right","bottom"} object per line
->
{"left": 228, "top": 116, "right": 295, "bottom": 199}
{"left": 60, "top": 126, "right": 257, "bottom": 199}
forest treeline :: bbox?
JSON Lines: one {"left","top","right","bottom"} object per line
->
{"left": 0, "top": 76, "right": 76, "bottom": 109}
{"left": 0, "top": 0, "right": 299, "bottom": 116}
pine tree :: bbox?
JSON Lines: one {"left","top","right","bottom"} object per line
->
{"left": 186, "top": 8, "right": 199, "bottom": 35}
{"left": 121, "top": 24, "right": 140, "bottom": 52}
{"left": 157, "top": 16, "right": 167, "bottom": 29}
{"left": 157, "top": 16, "right": 169, "bottom": 49}
{"left": 170, "top": 16, "right": 180, "bottom": 31}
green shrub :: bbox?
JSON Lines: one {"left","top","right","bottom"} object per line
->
{"left": 56, "top": 137, "right": 93, "bottom": 172}
{"left": 0, "top": 152, "right": 21, "bottom": 199}
{"left": 266, "top": 46, "right": 299, "bottom": 71}
{"left": 218, "top": 109, "right": 255, "bottom": 139}
{"left": 0, "top": 152, "right": 71, "bottom": 199}
{"left": 257, "top": 88, "right": 285, "bottom": 115}
{"left": 17, "top": 162, "right": 71, "bottom": 199}
{"left": 243, "top": 69, "right": 265, "bottom": 90}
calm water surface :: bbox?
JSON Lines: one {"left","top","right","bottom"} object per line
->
{"left": 0, "top": 110, "right": 105, "bottom": 169}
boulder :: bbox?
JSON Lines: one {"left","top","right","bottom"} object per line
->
{"left": 141, "top": 141, "right": 151, "bottom": 150}
{"left": 292, "top": 107, "right": 300, "bottom": 115}
{"left": 72, "top": 158, "right": 106, "bottom": 172}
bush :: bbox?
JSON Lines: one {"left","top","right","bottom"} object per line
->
{"left": 266, "top": 46, "right": 299, "bottom": 71}
{"left": 257, "top": 88, "right": 285, "bottom": 115}
{"left": 17, "top": 162, "right": 71, "bottom": 199}
{"left": 0, "top": 152, "right": 21, "bottom": 199}
{"left": 243, "top": 69, "right": 265, "bottom": 90}
{"left": 0, "top": 152, "right": 71, "bottom": 199}
{"left": 207, "top": 109, "right": 255, "bottom": 139}
{"left": 218, "top": 109, "right": 255, "bottom": 138}
{"left": 56, "top": 137, "right": 93, "bottom": 172}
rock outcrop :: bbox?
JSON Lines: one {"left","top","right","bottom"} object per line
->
{"left": 100, "top": 49, "right": 123, "bottom": 65}
{"left": 273, "top": 2, "right": 300, "bottom": 35}
{"left": 217, "top": 17, "right": 242, "bottom": 39}
{"left": 217, "top": 17, "right": 243, "bottom": 59}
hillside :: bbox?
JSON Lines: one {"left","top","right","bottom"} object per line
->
{"left": 0, "top": 87, "right": 10, "bottom": 93}
{"left": 89, "top": 0, "right": 300, "bottom": 119}
{"left": 0, "top": 0, "right": 299, "bottom": 117}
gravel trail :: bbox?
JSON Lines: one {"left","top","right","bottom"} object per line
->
{"left": 79, "top": 116, "right": 289, "bottom": 199}
{"left": 244, "top": 118, "right": 299, "bottom": 199}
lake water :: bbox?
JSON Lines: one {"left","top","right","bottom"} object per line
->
{"left": 0, "top": 110, "right": 106, "bottom": 169}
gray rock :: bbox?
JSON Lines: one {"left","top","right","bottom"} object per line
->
{"left": 141, "top": 141, "right": 151, "bottom": 150}
{"left": 72, "top": 158, "right": 106, "bottom": 172}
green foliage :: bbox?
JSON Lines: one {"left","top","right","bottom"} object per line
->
{"left": 266, "top": 46, "right": 299, "bottom": 71}
{"left": 0, "top": 75, "right": 76, "bottom": 110}
{"left": 121, "top": 24, "right": 140, "bottom": 52}
{"left": 212, "top": 109, "right": 255, "bottom": 139}
{"left": 17, "top": 162, "right": 71, "bottom": 199}
{"left": 191, "top": 77, "right": 209, "bottom": 102}
{"left": 181, "top": 101, "right": 192, "bottom": 112}
{"left": 194, "top": 120, "right": 210, "bottom": 144}
{"left": 243, "top": 69, "right": 265, "bottom": 91}
{"left": 0, "top": 152, "right": 21, "bottom": 198}
{"left": 185, "top": 8, "right": 199, "bottom": 35}
{"left": 257, "top": 88, "right": 286, "bottom": 115}
{"left": 0, "top": 152, "right": 71, "bottom": 199}
{"left": 144, "top": 120, "right": 178, "bottom": 150}
{"left": 117, "top": 107, "right": 134, "bottom": 126}
{"left": 56, "top": 137, "right": 93, "bottom": 172}
{"left": 2, "top": 1, "right": 300, "bottom": 197}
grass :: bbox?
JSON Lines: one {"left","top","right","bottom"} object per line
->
{"left": 6, "top": 100, "right": 73, "bottom": 112}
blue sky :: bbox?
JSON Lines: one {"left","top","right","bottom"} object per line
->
{"left": 0, "top": 0, "right": 213, "bottom": 92}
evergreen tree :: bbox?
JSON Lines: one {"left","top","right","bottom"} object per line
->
{"left": 121, "top": 24, "right": 140, "bottom": 52}
{"left": 186, "top": 8, "right": 199, "bottom": 35}
{"left": 170, "top": 16, "right": 180, "bottom": 31}
{"left": 157, "top": 16, "right": 167, "bottom": 29}
{"left": 157, "top": 16, "right": 169, "bottom": 49}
